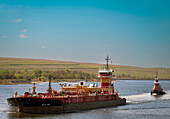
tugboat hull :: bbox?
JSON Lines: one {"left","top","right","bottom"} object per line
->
{"left": 8, "top": 97, "right": 126, "bottom": 114}
{"left": 151, "top": 90, "right": 166, "bottom": 95}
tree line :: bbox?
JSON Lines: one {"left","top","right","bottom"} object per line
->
{"left": 0, "top": 68, "right": 159, "bottom": 80}
{"left": 0, "top": 68, "right": 97, "bottom": 81}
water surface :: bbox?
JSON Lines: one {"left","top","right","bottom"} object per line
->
{"left": 1, "top": 80, "right": 170, "bottom": 119}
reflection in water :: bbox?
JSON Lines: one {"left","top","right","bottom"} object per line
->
{"left": 152, "top": 95, "right": 163, "bottom": 99}
{"left": 8, "top": 112, "right": 59, "bottom": 118}
{"left": 7, "top": 110, "right": 116, "bottom": 119}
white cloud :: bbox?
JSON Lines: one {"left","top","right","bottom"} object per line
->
{"left": 22, "top": 29, "right": 27, "bottom": 32}
{"left": 20, "top": 34, "right": 27, "bottom": 39}
{"left": 41, "top": 46, "right": 45, "bottom": 49}
{"left": 11, "top": 18, "right": 22, "bottom": 23}
{"left": 2, "top": 36, "right": 8, "bottom": 38}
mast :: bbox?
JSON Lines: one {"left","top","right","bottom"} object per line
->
{"left": 105, "top": 55, "right": 110, "bottom": 70}
{"left": 155, "top": 72, "right": 158, "bottom": 82}
{"left": 49, "top": 75, "right": 51, "bottom": 89}
{"left": 48, "top": 75, "right": 52, "bottom": 94}
{"left": 155, "top": 72, "right": 158, "bottom": 79}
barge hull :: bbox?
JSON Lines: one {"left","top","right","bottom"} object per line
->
{"left": 9, "top": 99, "right": 126, "bottom": 114}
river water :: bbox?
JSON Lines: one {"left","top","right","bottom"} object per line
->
{"left": 1, "top": 80, "right": 170, "bottom": 119}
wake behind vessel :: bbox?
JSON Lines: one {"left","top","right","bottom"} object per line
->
{"left": 7, "top": 56, "right": 126, "bottom": 114}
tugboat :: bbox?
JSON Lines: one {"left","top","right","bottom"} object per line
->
{"left": 151, "top": 72, "right": 165, "bottom": 95}
{"left": 7, "top": 56, "right": 126, "bottom": 114}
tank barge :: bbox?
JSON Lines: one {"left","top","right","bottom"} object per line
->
{"left": 7, "top": 56, "right": 126, "bottom": 114}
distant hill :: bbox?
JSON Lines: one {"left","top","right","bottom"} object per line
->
{"left": 0, "top": 57, "right": 170, "bottom": 79}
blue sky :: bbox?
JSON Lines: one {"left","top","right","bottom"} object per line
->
{"left": 0, "top": 0, "right": 170, "bottom": 67}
